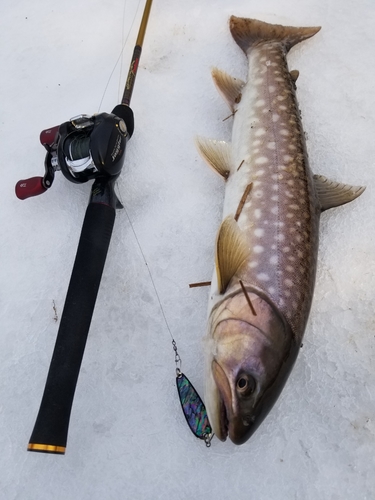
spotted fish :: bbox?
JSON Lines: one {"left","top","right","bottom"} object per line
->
{"left": 196, "top": 17, "right": 365, "bottom": 445}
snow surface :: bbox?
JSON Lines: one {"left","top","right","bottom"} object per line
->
{"left": 1, "top": 0, "right": 375, "bottom": 498}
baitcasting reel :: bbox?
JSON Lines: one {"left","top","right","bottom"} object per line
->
{"left": 15, "top": 104, "right": 134, "bottom": 200}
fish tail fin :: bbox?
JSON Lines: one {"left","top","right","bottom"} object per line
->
{"left": 229, "top": 16, "right": 321, "bottom": 54}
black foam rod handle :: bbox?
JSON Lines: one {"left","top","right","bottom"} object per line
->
{"left": 28, "top": 201, "right": 116, "bottom": 454}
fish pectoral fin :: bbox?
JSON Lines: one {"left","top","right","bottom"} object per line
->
{"left": 314, "top": 174, "right": 366, "bottom": 211}
{"left": 211, "top": 67, "right": 245, "bottom": 111}
{"left": 195, "top": 136, "right": 232, "bottom": 179}
{"left": 216, "top": 216, "right": 249, "bottom": 294}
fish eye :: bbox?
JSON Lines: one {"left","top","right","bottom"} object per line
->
{"left": 236, "top": 374, "right": 255, "bottom": 395}
{"left": 238, "top": 378, "right": 247, "bottom": 389}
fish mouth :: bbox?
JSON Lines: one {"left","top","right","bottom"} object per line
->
{"left": 218, "top": 391, "right": 229, "bottom": 441}
{"left": 212, "top": 359, "right": 259, "bottom": 445}
{"left": 211, "top": 360, "right": 231, "bottom": 441}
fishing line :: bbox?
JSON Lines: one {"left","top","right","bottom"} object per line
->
{"left": 120, "top": 197, "right": 174, "bottom": 342}
{"left": 98, "top": 0, "right": 143, "bottom": 113}
{"left": 116, "top": 187, "right": 214, "bottom": 446}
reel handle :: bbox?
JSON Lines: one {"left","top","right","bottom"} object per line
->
{"left": 15, "top": 177, "right": 47, "bottom": 200}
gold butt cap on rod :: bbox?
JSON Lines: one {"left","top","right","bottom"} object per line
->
{"left": 28, "top": 443, "right": 66, "bottom": 454}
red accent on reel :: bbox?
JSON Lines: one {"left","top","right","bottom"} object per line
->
{"left": 40, "top": 125, "right": 60, "bottom": 147}
{"left": 15, "top": 177, "right": 47, "bottom": 200}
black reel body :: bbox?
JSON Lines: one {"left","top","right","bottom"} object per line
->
{"left": 13, "top": 105, "right": 134, "bottom": 200}
{"left": 42, "top": 107, "right": 133, "bottom": 185}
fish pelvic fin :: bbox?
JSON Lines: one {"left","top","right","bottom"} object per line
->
{"left": 229, "top": 16, "right": 321, "bottom": 54}
{"left": 215, "top": 216, "right": 250, "bottom": 294}
{"left": 211, "top": 67, "right": 245, "bottom": 111}
{"left": 314, "top": 174, "right": 366, "bottom": 211}
{"left": 195, "top": 136, "right": 232, "bottom": 179}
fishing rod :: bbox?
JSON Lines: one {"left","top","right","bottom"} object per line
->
{"left": 15, "top": 0, "right": 154, "bottom": 455}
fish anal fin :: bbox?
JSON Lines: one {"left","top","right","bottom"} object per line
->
{"left": 314, "top": 174, "right": 366, "bottom": 211}
{"left": 211, "top": 67, "right": 245, "bottom": 111}
{"left": 216, "top": 217, "right": 249, "bottom": 294}
{"left": 195, "top": 136, "right": 232, "bottom": 179}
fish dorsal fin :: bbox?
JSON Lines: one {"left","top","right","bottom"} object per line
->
{"left": 216, "top": 217, "right": 249, "bottom": 294}
{"left": 314, "top": 174, "right": 365, "bottom": 211}
{"left": 211, "top": 67, "right": 245, "bottom": 111}
{"left": 195, "top": 137, "right": 232, "bottom": 179}
{"left": 290, "top": 70, "right": 299, "bottom": 82}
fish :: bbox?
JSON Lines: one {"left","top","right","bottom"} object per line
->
{"left": 196, "top": 16, "right": 365, "bottom": 445}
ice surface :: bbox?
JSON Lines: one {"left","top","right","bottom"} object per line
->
{"left": 1, "top": 0, "right": 375, "bottom": 498}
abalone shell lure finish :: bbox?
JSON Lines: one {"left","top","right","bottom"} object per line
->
{"left": 176, "top": 374, "right": 212, "bottom": 439}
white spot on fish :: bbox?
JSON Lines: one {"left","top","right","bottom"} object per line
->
{"left": 283, "top": 246, "right": 290, "bottom": 253}
{"left": 286, "top": 265, "right": 294, "bottom": 272}
{"left": 270, "top": 255, "right": 278, "bottom": 265}
{"left": 253, "top": 139, "right": 261, "bottom": 146}
{"left": 254, "top": 209, "right": 262, "bottom": 219}
{"left": 272, "top": 184, "right": 278, "bottom": 191}
{"left": 289, "top": 204, "right": 299, "bottom": 210}
{"left": 276, "top": 234, "right": 285, "bottom": 241}
{"left": 249, "top": 261, "right": 258, "bottom": 268}
{"left": 255, "top": 100, "right": 266, "bottom": 107}
{"left": 254, "top": 228, "right": 265, "bottom": 237}
{"left": 253, "top": 245, "right": 264, "bottom": 254}
{"left": 286, "top": 213, "right": 294, "bottom": 218}
{"left": 257, "top": 273, "right": 270, "bottom": 281}
{"left": 279, "top": 105, "right": 287, "bottom": 111}
{"left": 255, "top": 157, "right": 268, "bottom": 164}
{"left": 266, "top": 60, "right": 271, "bottom": 66}
{"left": 272, "top": 114, "right": 280, "bottom": 123}
{"left": 283, "top": 155, "right": 293, "bottom": 162}
{"left": 253, "top": 190, "right": 263, "bottom": 198}
{"left": 255, "top": 128, "right": 266, "bottom": 137}
{"left": 268, "top": 287, "right": 276, "bottom": 294}
{"left": 271, "top": 244, "right": 277, "bottom": 250}
{"left": 271, "top": 206, "right": 278, "bottom": 215}
{"left": 285, "top": 290, "right": 291, "bottom": 297}
{"left": 254, "top": 78, "right": 264, "bottom": 85}
{"left": 280, "top": 129, "right": 289, "bottom": 136}
{"left": 285, "top": 279, "right": 293, "bottom": 287}
{"left": 256, "top": 169, "right": 265, "bottom": 176}
{"left": 271, "top": 195, "right": 278, "bottom": 201}
{"left": 269, "top": 85, "right": 276, "bottom": 93}
{"left": 287, "top": 180, "right": 294, "bottom": 186}
{"left": 267, "top": 142, "right": 276, "bottom": 150}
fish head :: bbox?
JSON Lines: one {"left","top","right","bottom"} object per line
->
{"left": 205, "top": 292, "right": 297, "bottom": 444}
